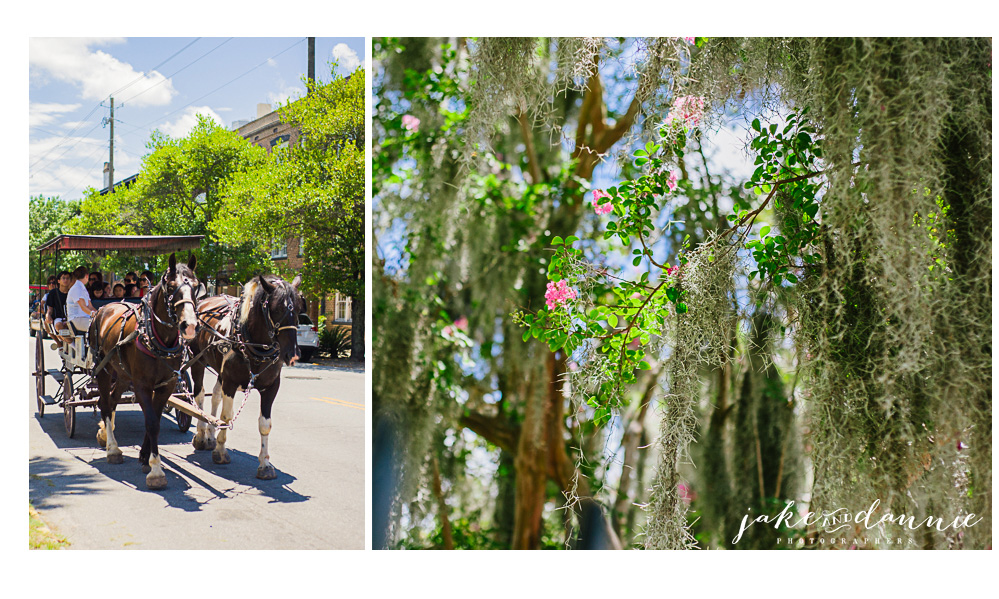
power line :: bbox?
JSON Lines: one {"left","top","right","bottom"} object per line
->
{"left": 30, "top": 38, "right": 212, "bottom": 173}
{"left": 28, "top": 102, "right": 104, "bottom": 170}
{"left": 120, "top": 38, "right": 233, "bottom": 106}
{"left": 109, "top": 37, "right": 202, "bottom": 98}
{"left": 136, "top": 37, "right": 306, "bottom": 134}
{"left": 48, "top": 145, "right": 108, "bottom": 200}
{"left": 29, "top": 120, "right": 104, "bottom": 175}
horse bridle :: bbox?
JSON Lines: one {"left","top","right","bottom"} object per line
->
{"left": 261, "top": 282, "right": 299, "bottom": 341}
{"left": 141, "top": 274, "right": 198, "bottom": 357}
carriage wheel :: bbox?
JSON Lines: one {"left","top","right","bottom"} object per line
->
{"left": 176, "top": 410, "right": 192, "bottom": 432}
{"left": 35, "top": 331, "right": 45, "bottom": 417}
{"left": 175, "top": 370, "right": 194, "bottom": 432}
{"left": 62, "top": 368, "right": 74, "bottom": 436}
{"left": 64, "top": 399, "right": 76, "bottom": 437}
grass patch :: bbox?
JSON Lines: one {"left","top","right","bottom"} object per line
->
{"left": 29, "top": 503, "right": 68, "bottom": 550}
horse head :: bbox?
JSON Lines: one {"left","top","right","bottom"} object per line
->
{"left": 242, "top": 274, "right": 303, "bottom": 366}
{"left": 160, "top": 252, "right": 200, "bottom": 340}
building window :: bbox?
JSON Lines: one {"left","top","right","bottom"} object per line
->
{"left": 270, "top": 240, "right": 288, "bottom": 260}
{"left": 334, "top": 292, "right": 351, "bottom": 322}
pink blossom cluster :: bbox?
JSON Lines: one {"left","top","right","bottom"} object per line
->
{"left": 666, "top": 95, "right": 706, "bottom": 129}
{"left": 591, "top": 189, "right": 613, "bottom": 215}
{"left": 401, "top": 114, "right": 420, "bottom": 133}
{"left": 545, "top": 279, "right": 577, "bottom": 310}
{"left": 665, "top": 170, "right": 679, "bottom": 192}
{"left": 442, "top": 316, "right": 469, "bottom": 337}
{"left": 683, "top": 37, "right": 696, "bottom": 45}
{"left": 666, "top": 264, "right": 679, "bottom": 277}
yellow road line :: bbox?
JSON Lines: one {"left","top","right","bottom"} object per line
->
{"left": 310, "top": 397, "right": 365, "bottom": 411}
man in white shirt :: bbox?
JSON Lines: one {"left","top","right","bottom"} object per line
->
{"left": 66, "top": 265, "right": 97, "bottom": 334}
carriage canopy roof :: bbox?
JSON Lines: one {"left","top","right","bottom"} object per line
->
{"left": 37, "top": 235, "right": 204, "bottom": 256}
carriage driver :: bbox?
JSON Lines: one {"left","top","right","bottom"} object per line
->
{"left": 66, "top": 265, "right": 97, "bottom": 334}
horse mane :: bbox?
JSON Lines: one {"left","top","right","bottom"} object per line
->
{"left": 239, "top": 278, "right": 260, "bottom": 325}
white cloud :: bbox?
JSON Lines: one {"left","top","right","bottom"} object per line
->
{"left": 29, "top": 133, "right": 109, "bottom": 198}
{"left": 267, "top": 85, "right": 304, "bottom": 107}
{"left": 331, "top": 43, "right": 361, "bottom": 74}
{"left": 29, "top": 102, "right": 81, "bottom": 128}
{"left": 29, "top": 38, "right": 177, "bottom": 107}
{"left": 159, "top": 106, "right": 224, "bottom": 138}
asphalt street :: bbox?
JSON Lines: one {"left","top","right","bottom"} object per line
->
{"left": 28, "top": 335, "right": 365, "bottom": 549}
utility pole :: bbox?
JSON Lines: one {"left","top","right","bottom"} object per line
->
{"left": 308, "top": 37, "right": 315, "bottom": 93}
{"left": 108, "top": 97, "right": 115, "bottom": 193}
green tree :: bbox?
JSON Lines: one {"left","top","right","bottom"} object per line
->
{"left": 216, "top": 67, "right": 365, "bottom": 358}
{"left": 72, "top": 115, "right": 269, "bottom": 283}
{"left": 29, "top": 195, "right": 82, "bottom": 284}
{"left": 374, "top": 37, "right": 991, "bottom": 551}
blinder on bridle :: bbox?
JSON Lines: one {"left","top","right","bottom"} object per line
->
{"left": 261, "top": 282, "right": 300, "bottom": 341}
{"left": 164, "top": 272, "right": 197, "bottom": 322}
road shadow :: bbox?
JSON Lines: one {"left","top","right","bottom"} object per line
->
{"left": 34, "top": 405, "right": 309, "bottom": 511}
{"left": 34, "top": 401, "right": 194, "bottom": 451}
{"left": 30, "top": 455, "right": 108, "bottom": 510}
{"left": 167, "top": 447, "right": 310, "bottom": 507}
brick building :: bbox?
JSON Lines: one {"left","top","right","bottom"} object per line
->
{"left": 233, "top": 104, "right": 352, "bottom": 330}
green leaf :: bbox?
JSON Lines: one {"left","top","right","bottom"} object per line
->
{"left": 752, "top": 118, "right": 761, "bottom": 132}
{"left": 565, "top": 235, "right": 579, "bottom": 245}
{"left": 760, "top": 225, "right": 771, "bottom": 237}
{"left": 551, "top": 236, "right": 564, "bottom": 246}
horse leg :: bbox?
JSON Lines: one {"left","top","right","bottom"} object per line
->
{"left": 190, "top": 362, "right": 216, "bottom": 451}
{"left": 97, "top": 370, "right": 124, "bottom": 463}
{"left": 211, "top": 379, "right": 238, "bottom": 465}
{"left": 141, "top": 385, "right": 170, "bottom": 490}
{"left": 256, "top": 382, "right": 280, "bottom": 480}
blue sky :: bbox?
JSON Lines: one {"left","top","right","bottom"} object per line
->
{"left": 29, "top": 37, "right": 365, "bottom": 201}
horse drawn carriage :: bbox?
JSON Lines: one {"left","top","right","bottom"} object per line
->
{"left": 32, "top": 234, "right": 303, "bottom": 489}
{"left": 32, "top": 234, "right": 225, "bottom": 438}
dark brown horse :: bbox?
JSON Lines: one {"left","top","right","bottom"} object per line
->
{"left": 89, "top": 253, "right": 200, "bottom": 489}
{"left": 189, "top": 274, "right": 302, "bottom": 479}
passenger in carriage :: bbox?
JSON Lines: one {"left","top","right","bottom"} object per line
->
{"left": 124, "top": 283, "right": 140, "bottom": 298}
{"left": 66, "top": 265, "right": 97, "bottom": 333}
{"left": 92, "top": 285, "right": 105, "bottom": 300}
{"left": 87, "top": 271, "right": 104, "bottom": 299}
{"left": 138, "top": 277, "right": 150, "bottom": 297}
{"left": 112, "top": 283, "right": 126, "bottom": 299}
{"left": 45, "top": 270, "right": 72, "bottom": 344}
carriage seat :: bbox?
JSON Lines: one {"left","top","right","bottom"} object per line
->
{"left": 68, "top": 321, "right": 90, "bottom": 336}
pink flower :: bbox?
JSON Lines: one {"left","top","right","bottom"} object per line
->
{"left": 454, "top": 316, "right": 468, "bottom": 332}
{"left": 665, "top": 264, "right": 679, "bottom": 277}
{"left": 677, "top": 482, "right": 696, "bottom": 504}
{"left": 665, "top": 95, "right": 706, "bottom": 129}
{"left": 591, "top": 189, "right": 613, "bottom": 215}
{"left": 665, "top": 170, "right": 679, "bottom": 192}
{"left": 683, "top": 37, "right": 696, "bottom": 45}
{"left": 401, "top": 114, "right": 420, "bottom": 133}
{"left": 545, "top": 280, "right": 577, "bottom": 310}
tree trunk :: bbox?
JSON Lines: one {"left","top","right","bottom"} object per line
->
{"left": 350, "top": 292, "right": 364, "bottom": 360}
{"left": 511, "top": 352, "right": 550, "bottom": 549}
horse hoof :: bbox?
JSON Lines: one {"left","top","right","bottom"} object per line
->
{"left": 212, "top": 450, "right": 230, "bottom": 465}
{"left": 146, "top": 474, "right": 168, "bottom": 490}
{"left": 107, "top": 451, "right": 124, "bottom": 465}
{"left": 256, "top": 465, "right": 277, "bottom": 480}
{"left": 141, "top": 464, "right": 151, "bottom": 474}
{"left": 192, "top": 436, "right": 216, "bottom": 451}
